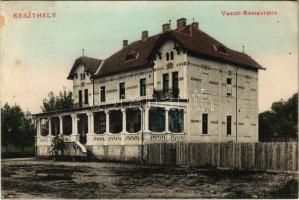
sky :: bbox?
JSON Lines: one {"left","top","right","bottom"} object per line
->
{"left": 0, "top": 1, "right": 298, "bottom": 114}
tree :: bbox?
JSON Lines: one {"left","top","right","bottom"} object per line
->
{"left": 259, "top": 93, "right": 298, "bottom": 141}
{"left": 41, "top": 87, "right": 74, "bottom": 113}
{"left": 50, "top": 135, "right": 65, "bottom": 157}
{"left": 1, "top": 103, "right": 35, "bottom": 153}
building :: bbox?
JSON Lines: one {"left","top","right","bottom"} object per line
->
{"left": 34, "top": 18, "right": 264, "bottom": 161}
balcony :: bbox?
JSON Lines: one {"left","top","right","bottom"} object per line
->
{"left": 153, "top": 88, "right": 180, "bottom": 100}
{"left": 74, "top": 103, "right": 90, "bottom": 108}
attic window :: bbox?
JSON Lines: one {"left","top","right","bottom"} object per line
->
{"left": 213, "top": 44, "right": 228, "bottom": 54}
{"left": 125, "top": 51, "right": 139, "bottom": 61}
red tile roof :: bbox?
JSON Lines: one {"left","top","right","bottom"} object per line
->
{"left": 89, "top": 24, "right": 264, "bottom": 79}
{"left": 67, "top": 56, "right": 103, "bottom": 79}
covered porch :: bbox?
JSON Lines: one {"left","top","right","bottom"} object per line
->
{"left": 35, "top": 101, "right": 188, "bottom": 147}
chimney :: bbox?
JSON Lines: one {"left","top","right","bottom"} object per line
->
{"left": 176, "top": 18, "right": 186, "bottom": 30}
{"left": 141, "top": 31, "right": 148, "bottom": 41}
{"left": 192, "top": 22, "right": 199, "bottom": 30}
{"left": 162, "top": 23, "right": 171, "bottom": 33}
{"left": 123, "top": 40, "right": 128, "bottom": 48}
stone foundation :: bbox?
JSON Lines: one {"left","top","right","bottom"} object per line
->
{"left": 86, "top": 145, "right": 142, "bottom": 162}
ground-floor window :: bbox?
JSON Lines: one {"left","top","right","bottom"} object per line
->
{"left": 51, "top": 117, "right": 60, "bottom": 136}
{"left": 40, "top": 119, "right": 49, "bottom": 136}
{"left": 169, "top": 109, "right": 184, "bottom": 133}
{"left": 94, "top": 112, "right": 106, "bottom": 134}
{"left": 149, "top": 107, "right": 165, "bottom": 132}
{"left": 202, "top": 113, "right": 208, "bottom": 134}
{"left": 126, "top": 109, "right": 141, "bottom": 133}
{"left": 227, "top": 115, "right": 232, "bottom": 135}
{"left": 109, "top": 110, "right": 122, "bottom": 133}
{"left": 63, "top": 115, "right": 72, "bottom": 135}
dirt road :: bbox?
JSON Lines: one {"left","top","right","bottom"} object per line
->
{"left": 1, "top": 158, "right": 298, "bottom": 199}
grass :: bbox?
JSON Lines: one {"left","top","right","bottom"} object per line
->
{"left": 267, "top": 179, "right": 299, "bottom": 199}
{"left": 2, "top": 159, "right": 298, "bottom": 199}
{"left": 1, "top": 145, "right": 35, "bottom": 158}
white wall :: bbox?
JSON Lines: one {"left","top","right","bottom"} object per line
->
{"left": 153, "top": 40, "right": 187, "bottom": 98}
{"left": 94, "top": 68, "right": 154, "bottom": 105}
{"left": 72, "top": 65, "right": 93, "bottom": 107}
{"left": 87, "top": 39, "right": 259, "bottom": 143}
{"left": 185, "top": 55, "right": 259, "bottom": 142}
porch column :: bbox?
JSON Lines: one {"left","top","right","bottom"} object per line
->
{"left": 71, "top": 114, "right": 79, "bottom": 142}
{"left": 121, "top": 109, "right": 126, "bottom": 134}
{"left": 165, "top": 108, "right": 170, "bottom": 133}
{"left": 71, "top": 114, "right": 78, "bottom": 134}
{"left": 87, "top": 112, "right": 94, "bottom": 135}
{"left": 105, "top": 110, "right": 110, "bottom": 134}
{"left": 59, "top": 116, "right": 63, "bottom": 135}
{"left": 144, "top": 107, "right": 149, "bottom": 132}
{"left": 48, "top": 118, "right": 52, "bottom": 136}
{"left": 86, "top": 112, "right": 94, "bottom": 145}
{"left": 36, "top": 118, "right": 41, "bottom": 137}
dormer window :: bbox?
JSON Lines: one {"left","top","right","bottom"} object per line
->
{"left": 213, "top": 44, "right": 227, "bottom": 54}
{"left": 170, "top": 51, "right": 174, "bottom": 60}
{"left": 166, "top": 52, "right": 169, "bottom": 61}
{"left": 125, "top": 51, "right": 139, "bottom": 61}
{"left": 158, "top": 52, "right": 162, "bottom": 60}
{"left": 166, "top": 51, "right": 174, "bottom": 61}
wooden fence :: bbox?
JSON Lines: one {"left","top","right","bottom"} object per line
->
{"left": 146, "top": 142, "right": 298, "bottom": 171}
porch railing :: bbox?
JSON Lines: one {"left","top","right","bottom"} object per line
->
{"left": 153, "top": 88, "right": 180, "bottom": 100}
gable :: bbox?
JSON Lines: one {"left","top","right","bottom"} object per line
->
{"left": 67, "top": 56, "right": 103, "bottom": 80}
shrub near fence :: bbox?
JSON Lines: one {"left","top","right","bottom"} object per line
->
{"left": 146, "top": 142, "right": 298, "bottom": 171}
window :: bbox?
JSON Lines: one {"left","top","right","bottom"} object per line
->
{"left": 214, "top": 44, "right": 227, "bottom": 54}
{"left": 166, "top": 52, "right": 169, "bottom": 61}
{"left": 202, "top": 113, "right": 208, "bottom": 134}
{"left": 227, "top": 78, "right": 232, "bottom": 96}
{"left": 149, "top": 108, "right": 165, "bottom": 132}
{"left": 227, "top": 115, "right": 232, "bottom": 135}
{"left": 125, "top": 51, "right": 138, "bottom": 61}
{"left": 80, "top": 73, "right": 82, "bottom": 80}
{"left": 100, "top": 86, "right": 105, "bottom": 102}
{"left": 84, "top": 89, "right": 88, "bottom": 104}
{"left": 170, "top": 51, "right": 174, "bottom": 60}
{"left": 140, "top": 78, "right": 146, "bottom": 96}
{"left": 172, "top": 72, "right": 179, "bottom": 98}
{"left": 79, "top": 90, "right": 82, "bottom": 107}
{"left": 119, "top": 82, "right": 125, "bottom": 99}
{"left": 245, "top": 81, "right": 251, "bottom": 100}
{"left": 83, "top": 73, "right": 86, "bottom": 80}
{"left": 162, "top": 73, "right": 169, "bottom": 93}
{"left": 169, "top": 109, "right": 184, "bottom": 133}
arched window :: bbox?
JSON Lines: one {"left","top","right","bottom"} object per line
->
{"left": 166, "top": 52, "right": 169, "bottom": 61}
{"left": 170, "top": 51, "right": 174, "bottom": 60}
{"left": 169, "top": 109, "right": 184, "bottom": 133}
{"left": 109, "top": 110, "right": 123, "bottom": 134}
{"left": 149, "top": 107, "right": 165, "bottom": 132}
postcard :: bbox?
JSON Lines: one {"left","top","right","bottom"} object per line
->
{"left": 1, "top": 1, "right": 298, "bottom": 199}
